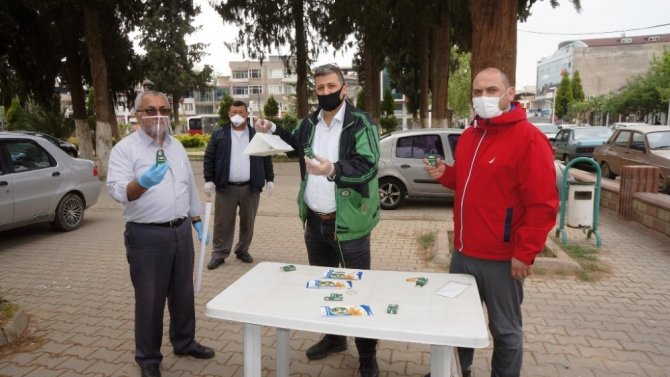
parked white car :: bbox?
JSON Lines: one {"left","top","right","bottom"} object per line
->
{"left": 0, "top": 132, "right": 101, "bottom": 231}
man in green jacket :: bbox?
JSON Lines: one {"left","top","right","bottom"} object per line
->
{"left": 254, "top": 63, "right": 381, "bottom": 377}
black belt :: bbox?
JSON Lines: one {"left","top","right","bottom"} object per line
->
{"left": 227, "top": 181, "right": 250, "bottom": 186}
{"left": 148, "top": 217, "right": 187, "bottom": 228}
{"left": 310, "top": 209, "right": 336, "bottom": 221}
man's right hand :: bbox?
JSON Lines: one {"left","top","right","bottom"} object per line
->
{"left": 138, "top": 163, "right": 169, "bottom": 189}
{"left": 204, "top": 181, "right": 215, "bottom": 197}
{"left": 254, "top": 118, "right": 273, "bottom": 134}
{"left": 423, "top": 158, "right": 445, "bottom": 179}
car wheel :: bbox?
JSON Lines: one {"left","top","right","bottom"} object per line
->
{"left": 50, "top": 193, "right": 85, "bottom": 231}
{"left": 601, "top": 162, "right": 616, "bottom": 179}
{"left": 378, "top": 177, "right": 407, "bottom": 210}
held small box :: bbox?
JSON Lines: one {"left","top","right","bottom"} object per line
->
{"left": 156, "top": 149, "right": 167, "bottom": 165}
{"left": 415, "top": 277, "right": 428, "bottom": 287}
{"left": 426, "top": 154, "right": 436, "bottom": 166}
{"left": 304, "top": 146, "right": 315, "bottom": 159}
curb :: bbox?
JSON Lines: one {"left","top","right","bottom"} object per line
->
{"left": 431, "top": 230, "right": 581, "bottom": 272}
{"left": 0, "top": 306, "right": 28, "bottom": 346}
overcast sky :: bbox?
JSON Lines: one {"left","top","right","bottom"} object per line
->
{"left": 186, "top": 0, "right": 670, "bottom": 88}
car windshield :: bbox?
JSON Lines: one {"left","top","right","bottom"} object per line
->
{"left": 573, "top": 128, "right": 612, "bottom": 140}
{"left": 646, "top": 131, "right": 670, "bottom": 150}
{"left": 536, "top": 124, "right": 559, "bottom": 133}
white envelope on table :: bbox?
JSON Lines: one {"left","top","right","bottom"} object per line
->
{"left": 244, "top": 133, "right": 294, "bottom": 156}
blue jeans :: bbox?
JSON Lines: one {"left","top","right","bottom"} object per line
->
{"left": 304, "top": 210, "right": 377, "bottom": 358}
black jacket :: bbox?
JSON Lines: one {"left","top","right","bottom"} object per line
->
{"left": 203, "top": 123, "right": 274, "bottom": 194}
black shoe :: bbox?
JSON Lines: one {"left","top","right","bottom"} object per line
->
{"left": 207, "top": 258, "right": 225, "bottom": 270}
{"left": 140, "top": 364, "right": 161, "bottom": 377}
{"left": 174, "top": 343, "right": 215, "bottom": 359}
{"left": 305, "top": 337, "right": 347, "bottom": 360}
{"left": 359, "top": 358, "right": 379, "bottom": 377}
{"left": 236, "top": 251, "right": 253, "bottom": 263}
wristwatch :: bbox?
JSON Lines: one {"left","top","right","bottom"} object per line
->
{"left": 192, "top": 217, "right": 202, "bottom": 224}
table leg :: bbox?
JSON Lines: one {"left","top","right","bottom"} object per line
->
{"left": 244, "top": 323, "right": 262, "bottom": 377}
{"left": 431, "top": 345, "right": 461, "bottom": 377}
{"left": 276, "top": 328, "right": 289, "bottom": 377}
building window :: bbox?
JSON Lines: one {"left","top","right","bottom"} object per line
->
{"left": 270, "top": 69, "right": 283, "bottom": 78}
{"left": 269, "top": 85, "right": 283, "bottom": 94}
{"left": 249, "top": 85, "right": 263, "bottom": 94}
{"left": 283, "top": 85, "right": 296, "bottom": 94}
{"left": 183, "top": 103, "right": 193, "bottom": 111}
{"left": 620, "top": 37, "right": 632, "bottom": 44}
{"left": 232, "top": 70, "right": 249, "bottom": 79}
{"left": 648, "top": 36, "right": 661, "bottom": 42}
{"left": 233, "top": 86, "right": 249, "bottom": 95}
{"left": 249, "top": 69, "right": 261, "bottom": 79}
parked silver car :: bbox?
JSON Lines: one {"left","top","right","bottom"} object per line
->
{"left": 0, "top": 132, "right": 101, "bottom": 231}
{"left": 552, "top": 126, "right": 613, "bottom": 163}
{"left": 377, "top": 128, "right": 463, "bottom": 209}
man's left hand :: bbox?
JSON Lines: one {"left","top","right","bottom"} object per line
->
{"left": 511, "top": 257, "right": 532, "bottom": 280}
{"left": 192, "top": 221, "right": 211, "bottom": 245}
{"left": 305, "top": 155, "right": 334, "bottom": 176}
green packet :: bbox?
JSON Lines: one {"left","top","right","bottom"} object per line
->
{"left": 322, "top": 269, "right": 363, "bottom": 280}
{"left": 321, "top": 305, "right": 373, "bottom": 317}
{"left": 306, "top": 279, "right": 353, "bottom": 289}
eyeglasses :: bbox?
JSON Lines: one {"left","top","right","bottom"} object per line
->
{"left": 138, "top": 107, "right": 171, "bottom": 116}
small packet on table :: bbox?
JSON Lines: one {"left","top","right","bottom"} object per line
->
{"left": 322, "top": 269, "right": 363, "bottom": 280}
{"left": 306, "top": 280, "right": 353, "bottom": 289}
{"left": 321, "top": 305, "right": 373, "bottom": 317}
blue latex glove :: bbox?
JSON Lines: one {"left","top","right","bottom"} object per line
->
{"left": 193, "top": 221, "right": 211, "bottom": 244}
{"left": 138, "top": 163, "right": 169, "bottom": 189}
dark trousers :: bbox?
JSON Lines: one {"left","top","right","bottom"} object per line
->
{"left": 304, "top": 210, "right": 378, "bottom": 358}
{"left": 125, "top": 220, "right": 198, "bottom": 366}
{"left": 211, "top": 185, "right": 260, "bottom": 259}
{"left": 449, "top": 251, "right": 524, "bottom": 377}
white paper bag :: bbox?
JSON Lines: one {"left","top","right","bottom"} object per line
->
{"left": 244, "top": 133, "right": 294, "bottom": 156}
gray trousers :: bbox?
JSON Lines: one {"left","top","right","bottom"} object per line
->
{"left": 449, "top": 251, "right": 524, "bottom": 377}
{"left": 211, "top": 185, "right": 260, "bottom": 259}
{"left": 125, "top": 220, "right": 197, "bottom": 366}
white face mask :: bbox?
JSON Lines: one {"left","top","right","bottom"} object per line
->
{"left": 230, "top": 114, "right": 245, "bottom": 126}
{"left": 472, "top": 88, "right": 510, "bottom": 119}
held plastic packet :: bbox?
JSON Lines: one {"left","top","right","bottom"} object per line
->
{"left": 322, "top": 269, "right": 363, "bottom": 280}
{"left": 306, "top": 279, "right": 353, "bottom": 289}
{"left": 321, "top": 305, "right": 373, "bottom": 317}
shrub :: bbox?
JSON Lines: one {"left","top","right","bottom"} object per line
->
{"left": 175, "top": 133, "right": 208, "bottom": 148}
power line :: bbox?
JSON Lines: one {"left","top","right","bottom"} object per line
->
{"left": 518, "top": 23, "right": 670, "bottom": 36}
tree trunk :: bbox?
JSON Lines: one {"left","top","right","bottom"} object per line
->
{"left": 418, "top": 13, "right": 430, "bottom": 128}
{"left": 60, "top": 19, "right": 94, "bottom": 160}
{"left": 431, "top": 3, "right": 451, "bottom": 129}
{"left": 83, "top": 3, "right": 113, "bottom": 178}
{"left": 107, "top": 92, "right": 120, "bottom": 140}
{"left": 363, "top": 45, "right": 382, "bottom": 131}
{"left": 172, "top": 92, "right": 182, "bottom": 134}
{"left": 292, "top": 0, "right": 309, "bottom": 118}
{"left": 469, "top": 0, "right": 518, "bottom": 86}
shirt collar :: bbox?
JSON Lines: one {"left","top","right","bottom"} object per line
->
{"left": 138, "top": 128, "right": 172, "bottom": 147}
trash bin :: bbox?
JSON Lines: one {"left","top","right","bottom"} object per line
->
{"left": 566, "top": 181, "right": 596, "bottom": 228}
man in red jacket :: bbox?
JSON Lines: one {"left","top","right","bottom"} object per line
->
{"left": 425, "top": 67, "right": 559, "bottom": 377}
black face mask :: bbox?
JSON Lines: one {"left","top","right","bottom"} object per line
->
{"left": 317, "top": 87, "right": 344, "bottom": 111}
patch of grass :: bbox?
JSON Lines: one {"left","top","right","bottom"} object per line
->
{"left": 418, "top": 232, "right": 436, "bottom": 261}
{"left": 0, "top": 299, "right": 18, "bottom": 328}
{"left": 560, "top": 243, "right": 610, "bottom": 281}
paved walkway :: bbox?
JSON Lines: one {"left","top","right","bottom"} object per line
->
{"left": 1, "top": 161, "right": 669, "bottom": 377}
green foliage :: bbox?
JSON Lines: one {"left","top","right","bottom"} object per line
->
{"left": 278, "top": 113, "right": 299, "bottom": 133}
{"left": 264, "top": 95, "right": 279, "bottom": 117}
{"left": 6, "top": 95, "right": 22, "bottom": 127}
{"left": 379, "top": 114, "right": 398, "bottom": 135}
{"left": 381, "top": 88, "right": 395, "bottom": 117}
{"left": 175, "top": 133, "right": 209, "bottom": 148}
{"left": 86, "top": 88, "right": 95, "bottom": 117}
{"left": 218, "top": 93, "right": 234, "bottom": 126}
{"left": 555, "top": 72, "right": 573, "bottom": 120}
{"left": 571, "top": 70, "right": 585, "bottom": 102}
{"left": 356, "top": 89, "right": 367, "bottom": 111}
{"left": 8, "top": 102, "right": 71, "bottom": 138}
{"left": 448, "top": 49, "right": 472, "bottom": 119}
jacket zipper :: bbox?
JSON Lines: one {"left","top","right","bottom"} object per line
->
{"left": 459, "top": 128, "right": 487, "bottom": 252}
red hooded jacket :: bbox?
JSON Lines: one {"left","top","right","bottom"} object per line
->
{"left": 438, "top": 104, "right": 559, "bottom": 265}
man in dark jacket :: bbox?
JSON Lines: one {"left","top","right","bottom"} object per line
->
{"left": 254, "top": 64, "right": 381, "bottom": 377}
{"left": 425, "top": 67, "right": 559, "bottom": 377}
{"left": 203, "top": 100, "right": 274, "bottom": 269}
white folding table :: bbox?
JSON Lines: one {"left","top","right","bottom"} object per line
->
{"left": 205, "top": 262, "right": 488, "bottom": 377}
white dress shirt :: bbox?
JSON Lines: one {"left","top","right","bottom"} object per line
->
{"left": 304, "top": 102, "right": 346, "bottom": 213}
{"left": 107, "top": 130, "right": 202, "bottom": 223}
{"left": 228, "top": 126, "right": 251, "bottom": 183}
